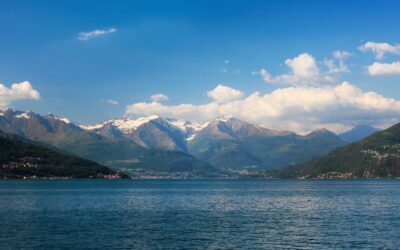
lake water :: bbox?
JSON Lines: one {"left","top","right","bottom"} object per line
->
{"left": 0, "top": 180, "right": 399, "bottom": 249}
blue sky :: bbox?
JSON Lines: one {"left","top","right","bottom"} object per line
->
{"left": 1, "top": 0, "right": 400, "bottom": 132}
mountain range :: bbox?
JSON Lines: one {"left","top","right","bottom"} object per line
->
{"left": 74, "top": 113, "right": 348, "bottom": 170}
{"left": 0, "top": 109, "right": 215, "bottom": 177}
{"left": 0, "top": 108, "right": 380, "bottom": 177}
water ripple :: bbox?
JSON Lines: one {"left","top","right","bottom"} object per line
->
{"left": 0, "top": 180, "right": 399, "bottom": 249}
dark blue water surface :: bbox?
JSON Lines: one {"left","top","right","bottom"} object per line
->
{"left": 1, "top": 180, "right": 400, "bottom": 249}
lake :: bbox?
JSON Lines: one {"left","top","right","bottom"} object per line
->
{"left": 0, "top": 180, "right": 399, "bottom": 249}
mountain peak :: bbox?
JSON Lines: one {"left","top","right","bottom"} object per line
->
{"left": 216, "top": 115, "right": 235, "bottom": 122}
{"left": 339, "top": 124, "right": 379, "bottom": 142}
{"left": 352, "top": 124, "right": 376, "bottom": 130}
{"left": 45, "top": 114, "right": 72, "bottom": 124}
{"left": 314, "top": 128, "right": 330, "bottom": 133}
{"left": 1, "top": 107, "right": 14, "bottom": 112}
{"left": 0, "top": 108, "right": 13, "bottom": 115}
{"left": 147, "top": 114, "right": 160, "bottom": 120}
{"left": 305, "top": 128, "right": 335, "bottom": 138}
{"left": 0, "top": 109, "right": 39, "bottom": 120}
{"left": 80, "top": 115, "right": 163, "bottom": 132}
{"left": 15, "top": 111, "right": 33, "bottom": 120}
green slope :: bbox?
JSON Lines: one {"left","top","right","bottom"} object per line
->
{"left": 0, "top": 131, "right": 123, "bottom": 179}
{"left": 279, "top": 123, "right": 400, "bottom": 178}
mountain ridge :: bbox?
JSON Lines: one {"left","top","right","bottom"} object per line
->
{"left": 278, "top": 122, "right": 400, "bottom": 178}
{"left": 0, "top": 109, "right": 215, "bottom": 177}
{"left": 79, "top": 114, "right": 347, "bottom": 170}
{"left": 1, "top": 108, "right": 378, "bottom": 174}
{"left": 0, "top": 130, "right": 124, "bottom": 179}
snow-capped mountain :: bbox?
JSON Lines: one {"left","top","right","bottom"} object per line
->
{"left": 0, "top": 109, "right": 215, "bottom": 175}
{"left": 81, "top": 115, "right": 209, "bottom": 150}
{"left": 186, "top": 117, "right": 345, "bottom": 169}
{"left": 80, "top": 115, "right": 161, "bottom": 132}
{"left": 194, "top": 116, "right": 293, "bottom": 141}
{"left": 81, "top": 115, "right": 292, "bottom": 142}
{"left": 0, "top": 109, "right": 83, "bottom": 140}
{"left": 78, "top": 115, "right": 301, "bottom": 154}
{"left": 0, "top": 109, "right": 348, "bottom": 170}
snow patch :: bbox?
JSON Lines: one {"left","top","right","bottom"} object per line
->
{"left": 186, "top": 134, "right": 197, "bottom": 141}
{"left": 188, "top": 121, "right": 209, "bottom": 131}
{"left": 15, "top": 113, "right": 31, "bottom": 119}
{"left": 166, "top": 118, "right": 208, "bottom": 137}
{"left": 46, "top": 114, "right": 73, "bottom": 125}
{"left": 217, "top": 115, "right": 234, "bottom": 122}
{"left": 81, "top": 115, "right": 161, "bottom": 132}
{"left": 111, "top": 116, "right": 159, "bottom": 132}
{"left": 81, "top": 115, "right": 209, "bottom": 142}
{"left": 80, "top": 124, "right": 104, "bottom": 130}
{"left": 59, "top": 117, "right": 71, "bottom": 124}
{"left": 167, "top": 119, "right": 188, "bottom": 132}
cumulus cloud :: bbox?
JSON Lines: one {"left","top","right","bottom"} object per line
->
{"left": 359, "top": 42, "right": 400, "bottom": 60}
{"left": 126, "top": 82, "right": 400, "bottom": 133}
{"left": 367, "top": 61, "right": 400, "bottom": 75}
{"left": 259, "top": 53, "right": 335, "bottom": 86}
{"left": 78, "top": 27, "right": 117, "bottom": 41}
{"left": 101, "top": 99, "right": 118, "bottom": 105}
{"left": 0, "top": 81, "right": 41, "bottom": 109}
{"left": 150, "top": 93, "right": 169, "bottom": 102}
{"left": 206, "top": 84, "right": 244, "bottom": 103}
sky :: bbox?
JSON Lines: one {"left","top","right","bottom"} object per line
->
{"left": 1, "top": 0, "right": 400, "bottom": 133}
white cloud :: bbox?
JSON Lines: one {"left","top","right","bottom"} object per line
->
{"left": 323, "top": 50, "right": 351, "bottom": 74}
{"left": 78, "top": 27, "right": 117, "bottom": 41}
{"left": 126, "top": 82, "right": 400, "bottom": 134}
{"left": 323, "top": 51, "right": 350, "bottom": 75}
{"left": 102, "top": 99, "right": 118, "bottom": 105}
{"left": 206, "top": 84, "right": 244, "bottom": 103}
{"left": 259, "top": 53, "right": 335, "bottom": 86}
{"left": 333, "top": 50, "right": 351, "bottom": 60}
{"left": 323, "top": 59, "right": 349, "bottom": 74}
{"left": 150, "top": 93, "right": 169, "bottom": 102}
{"left": 359, "top": 42, "right": 400, "bottom": 60}
{"left": 367, "top": 61, "right": 400, "bottom": 75}
{"left": 224, "top": 59, "right": 230, "bottom": 64}
{"left": 0, "top": 81, "right": 41, "bottom": 109}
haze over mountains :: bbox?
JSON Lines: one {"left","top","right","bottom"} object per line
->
{"left": 339, "top": 124, "right": 379, "bottom": 142}
{"left": 0, "top": 108, "right": 381, "bottom": 177}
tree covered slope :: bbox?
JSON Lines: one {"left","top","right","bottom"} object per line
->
{"left": 0, "top": 131, "right": 123, "bottom": 179}
{"left": 279, "top": 123, "right": 400, "bottom": 178}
